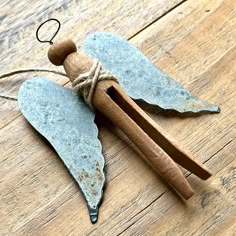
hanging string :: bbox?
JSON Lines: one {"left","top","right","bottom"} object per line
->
{"left": 0, "top": 69, "right": 67, "bottom": 80}
{"left": 0, "top": 69, "right": 68, "bottom": 101}
{"left": 0, "top": 19, "right": 65, "bottom": 101}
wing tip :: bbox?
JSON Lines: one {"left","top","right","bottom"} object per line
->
{"left": 88, "top": 206, "right": 99, "bottom": 224}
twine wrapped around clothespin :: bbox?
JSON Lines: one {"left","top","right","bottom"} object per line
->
{"left": 72, "top": 59, "right": 118, "bottom": 109}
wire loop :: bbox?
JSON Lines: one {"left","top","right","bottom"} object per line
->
{"left": 36, "top": 18, "right": 61, "bottom": 45}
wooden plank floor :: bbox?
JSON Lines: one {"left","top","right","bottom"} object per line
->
{"left": 0, "top": 0, "right": 235, "bottom": 235}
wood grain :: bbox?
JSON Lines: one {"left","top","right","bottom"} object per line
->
{"left": 0, "top": 0, "right": 184, "bottom": 128}
{"left": 0, "top": 0, "right": 235, "bottom": 235}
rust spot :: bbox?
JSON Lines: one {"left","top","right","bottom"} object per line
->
{"left": 96, "top": 167, "right": 99, "bottom": 172}
{"left": 78, "top": 175, "right": 83, "bottom": 182}
{"left": 80, "top": 171, "right": 89, "bottom": 178}
{"left": 92, "top": 190, "right": 98, "bottom": 196}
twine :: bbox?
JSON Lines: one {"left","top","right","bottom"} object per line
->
{"left": 72, "top": 59, "right": 118, "bottom": 109}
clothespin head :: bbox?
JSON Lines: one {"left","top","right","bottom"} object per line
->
{"left": 48, "top": 39, "right": 77, "bottom": 66}
{"left": 48, "top": 39, "right": 93, "bottom": 82}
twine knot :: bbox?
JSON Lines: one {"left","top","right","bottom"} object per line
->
{"left": 72, "top": 59, "right": 118, "bottom": 109}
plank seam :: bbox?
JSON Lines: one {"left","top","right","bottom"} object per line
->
{"left": 117, "top": 139, "right": 235, "bottom": 235}
{"left": 202, "top": 136, "right": 236, "bottom": 165}
{"left": 116, "top": 191, "right": 171, "bottom": 236}
{"left": 61, "top": 0, "right": 188, "bottom": 89}
{"left": 128, "top": 0, "right": 187, "bottom": 41}
{"left": 0, "top": 113, "right": 21, "bottom": 130}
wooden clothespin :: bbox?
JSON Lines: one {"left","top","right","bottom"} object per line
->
{"left": 47, "top": 38, "right": 211, "bottom": 200}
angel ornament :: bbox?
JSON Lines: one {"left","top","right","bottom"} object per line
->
{"left": 18, "top": 31, "right": 220, "bottom": 223}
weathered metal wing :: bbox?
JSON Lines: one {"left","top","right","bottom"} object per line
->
{"left": 18, "top": 77, "right": 105, "bottom": 224}
{"left": 83, "top": 32, "right": 220, "bottom": 113}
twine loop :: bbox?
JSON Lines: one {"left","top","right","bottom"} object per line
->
{"left": 72, "top": 60, "right": 118, "bottom": 109}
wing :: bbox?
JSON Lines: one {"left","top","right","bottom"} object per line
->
{"left": 83, "top": 32, "right": 220, "bottom": 113}
{"left": 18, "top": 77, "right": 105, "bottom": 224}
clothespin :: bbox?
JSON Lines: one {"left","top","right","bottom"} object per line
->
{"left": 47, "top": 39, "right": 212, "bottom": 200}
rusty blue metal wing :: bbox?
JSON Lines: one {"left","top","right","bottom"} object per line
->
{"left": 83, "top": 32, "right": 220, "bottom": 113}
{"left": 18, "top": 77, "right": 105, "bottom": 224}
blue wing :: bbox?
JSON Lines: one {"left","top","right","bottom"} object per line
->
{"left": 83, "top": 32, "right": 220, "bottom": 113}
{"left": 18, "top": 77, "right": 105, "bottom": 223}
